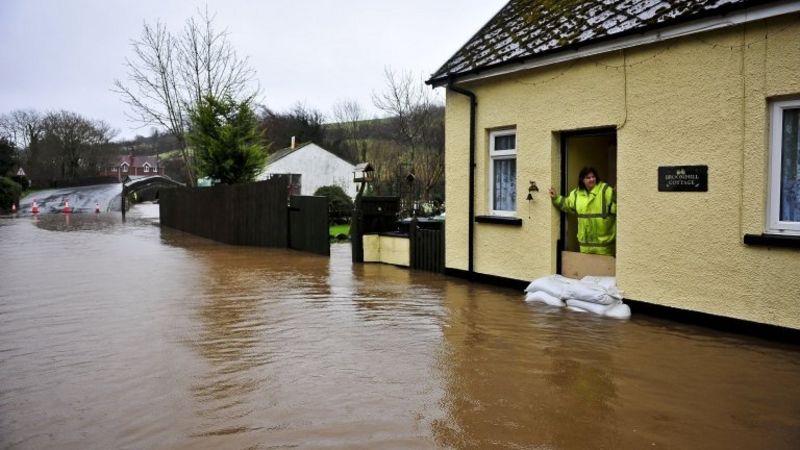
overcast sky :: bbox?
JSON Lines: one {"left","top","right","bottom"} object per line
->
{"left": 0, "top": 0, "right": 506, "bottom": 141}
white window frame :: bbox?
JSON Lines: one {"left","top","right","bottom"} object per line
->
{"left": 768, "top": 98, "right": 800, "bottom": 235}
{"left": 489, "top": 129, "right": 517, "bottom": 216}
{"left": 143, "top": 163, "right": 150, "bottom": 173}
{"left": 121, "top": 163, "right": 129, "bottom": 173}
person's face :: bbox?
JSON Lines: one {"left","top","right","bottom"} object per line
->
{"left": 583, "top": 172, "right": 597, "bottom": 191}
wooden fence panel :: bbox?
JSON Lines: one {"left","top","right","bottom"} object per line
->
{"left": 159, "top": 177, "right": 289, "bottom": 248}
{"left": 360, "top": 196, "right": 401, "bottom": 233}
{"left": 289, "top": 196, "right": 329, "bottom": 256}
{"left": 410, "top": 220, "right": 445, "bottom": 273}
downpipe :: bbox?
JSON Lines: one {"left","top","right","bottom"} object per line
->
{"left": 447, "top": 81, "right": 477, "bottom": 278}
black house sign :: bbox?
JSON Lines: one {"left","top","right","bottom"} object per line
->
{"left": 658, "top": 165, "right": 708, "bottom": 192}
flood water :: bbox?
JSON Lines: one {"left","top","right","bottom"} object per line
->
{"left": 1, "top": 205, "right": 799, "bottom": 449}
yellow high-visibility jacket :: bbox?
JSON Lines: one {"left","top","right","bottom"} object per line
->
{"left": 552, "top": 182, "right": 617, "bottom": 256}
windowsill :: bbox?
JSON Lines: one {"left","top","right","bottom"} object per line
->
{"left": 474, "top": 215, "right": 522, "bottom": 226}
{"left": 743, "top": 233, "right": 800, "bottom": 249}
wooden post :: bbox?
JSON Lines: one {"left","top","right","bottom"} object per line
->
{"left": 351, "top": 193, "right": 363, "bottom": 263}
{"left": 121, "top": 185, "right": 127, "bottom": 218}
{"left": 409, "top": 216, "right": 418, "bottom": 270}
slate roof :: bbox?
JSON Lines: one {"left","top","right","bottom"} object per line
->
{"left": 266, "top": 142, "right": 312, "bottom": 165}
{"left": 428, "top": 0, "right": 778, "bottom": 85}
{"left": 265, "top": 142, "right": 357, "bottom": 166}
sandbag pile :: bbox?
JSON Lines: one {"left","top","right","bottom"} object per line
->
{"left": 524, "top": 275, "right": 631, "bottom": 319}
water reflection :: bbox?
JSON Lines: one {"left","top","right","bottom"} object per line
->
{"left": 26, "top": 203, "right": 160, "bottom": 234}
{"left": 32, "top": 210, "right": 112, "bottom": 232}
{"left": 540, "top": 329, "right": 620, "bottom": 447}
{"left": 179, "top": 243, "right": 334, "bottom": 441}
{"left": 190, "top": 259, "right": 271, "bottom": 435}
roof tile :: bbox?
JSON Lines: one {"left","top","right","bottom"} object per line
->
{"left": 429, "top": 0, "right": 770, "bottom": 84}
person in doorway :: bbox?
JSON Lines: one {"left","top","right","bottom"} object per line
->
{"left": 548, "top": 167, "right": 617, "bottom": 256}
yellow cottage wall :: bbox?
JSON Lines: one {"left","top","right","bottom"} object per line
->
{"left": 444, "top": 17, "right": 800, "bottom": 329}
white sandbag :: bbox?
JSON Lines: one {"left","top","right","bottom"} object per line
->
{"left": 579, "top": 276, "right": 624, "bottom": 300}
{"left": 525, "top": 291, "right": 565, "bottom": 307}
{"left": 523, "top": 275, "right": 576, "bottom": 298}
{"left": 565, "top": 299, "right": 617, "bottom": 315}
{"left": 604, "top": 303, "right": 632, "bottom": 319}
{"left": 580, "top": 275, "right": 617, "bottom": 290}
{"left": 566, "top": 305, "right": 588, "bottom": 313}
{"left": 606, "top": 287, "right": 624, "bottom": 300}
{"left": 562, "top": 283, "right": 616, "bottom": 305}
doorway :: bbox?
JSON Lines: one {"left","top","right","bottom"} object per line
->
{"left": 558, "top": 129, "right": 617, "bottom": 278}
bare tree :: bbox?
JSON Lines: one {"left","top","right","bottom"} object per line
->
{"left": 258, "top": 102, "right": 326, "bottom": 152}
{"left": 114, "top": 8, "right": 257, "bottom": 186}
{"left": 331, "top": 99, "right": 367, "bottom": 162}
{"left": 83, "top": 120, "right": 119, "bottom": 175}
{"left": 0, "top": 109, "right": 44, "bottom": 170}
{"left": 372, "top": 67, "right": 444, "bottom": 201}
{"left": 39, "top": 111, "right": 117, "bottom": 180}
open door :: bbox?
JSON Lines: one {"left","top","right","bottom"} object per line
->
{"left": 559, "top": 129, "right": 617, "bottom": 279}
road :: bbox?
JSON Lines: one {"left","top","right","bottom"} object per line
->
{"left": 18, "top": 183, "right": 123, "bottom": 214}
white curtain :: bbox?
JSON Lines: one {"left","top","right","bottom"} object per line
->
{"left": 493, "top": 158, "right": 516, "bottom": 211}
{"left": 781, "top": 109, "right": 800, "bottom": 222}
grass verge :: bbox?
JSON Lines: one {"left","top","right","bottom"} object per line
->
{"left": 329, "top": 223, "right": 350, "bottom": 241}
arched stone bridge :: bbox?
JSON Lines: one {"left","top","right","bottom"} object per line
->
{"left": 123, "top": 175, "right": 184, "bottom": 203}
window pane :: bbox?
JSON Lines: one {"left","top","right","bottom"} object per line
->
{"left": 494, "top": 134, "right": 516, "bottom": 151}
{"left": 493, "top": 158, "right": 516, "bottom": 211}
{"left": 780, "top": 108, "right": 800, "bottom": 222}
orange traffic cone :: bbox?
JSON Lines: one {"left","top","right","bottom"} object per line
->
{"left": 31, "top": 200, "right": 39, "bottom": 214}
{"left": 63, "top": 199, "right": 72, "bottom": 214}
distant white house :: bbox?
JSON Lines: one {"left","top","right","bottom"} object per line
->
{"left": 256, "top": 142, "right": 357, "bottom": 198}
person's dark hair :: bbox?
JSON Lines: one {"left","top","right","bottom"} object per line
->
{"left": 577, "top": 167, "right": 600, "bottom": 191}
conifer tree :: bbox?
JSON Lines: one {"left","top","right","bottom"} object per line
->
{"left": 188, "top": 95, "right": 266, "bottom": 185}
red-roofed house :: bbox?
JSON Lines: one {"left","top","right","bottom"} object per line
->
{"left": 104, "top": 155, "right": 164, "bottom": 181}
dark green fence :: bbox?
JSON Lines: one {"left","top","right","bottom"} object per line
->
{"left": 410, "top": 219, "right": 445, "bottom": 273}
{"left": 289, "top": 195, "right": 330, "bottom": 256}
{"left": 160, "top": 177, "right": 329, "bottom": 255}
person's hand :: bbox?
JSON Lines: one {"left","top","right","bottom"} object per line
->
{"left": 548, "top": 187, "right": 556, "bottom": 198}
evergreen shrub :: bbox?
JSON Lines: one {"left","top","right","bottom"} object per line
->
{"left": 0, "top": 177, "right": 22, "bottom": 211}
{"left": 314, "top": 185, "right": 354, "bottom": 224}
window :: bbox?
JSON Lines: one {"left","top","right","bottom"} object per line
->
{"left": 143, "top": 164, "right": 150, "bottom": 173}
{"left": 768, "top": 99, "right": 800, "bottom": 234}
{"left": 121, "top": 163, "right": 129, "bottom": 173}
{"left": 489, "top": 129, "right": 517, "bottom": 215}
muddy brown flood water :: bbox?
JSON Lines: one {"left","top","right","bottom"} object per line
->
{"left": 1, "top": 205, "right": 799, "bottom": 449}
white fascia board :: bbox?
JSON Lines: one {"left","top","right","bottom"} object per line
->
{"left": 442, "top": 1, "right": 800, "bottom": 87}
